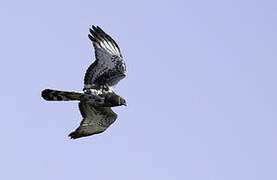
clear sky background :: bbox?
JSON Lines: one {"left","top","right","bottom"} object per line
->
{"left": 0, "top": 0, "right": 276, "bottom": 179}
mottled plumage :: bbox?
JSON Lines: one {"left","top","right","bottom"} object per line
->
{"left": 42, "top": 25, "right": 127, "bottom": 139}
{"left": 84, "top": 26, "right": 126, "bottom": 88}
{"left": 69, "top": 101, "right": 117, "bottom": 139}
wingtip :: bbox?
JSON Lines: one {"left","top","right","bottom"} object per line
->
{"left": 68, "top": 131, "right": 79, "bottom": 139}
{"left": 88, "top": 34, "right": 95, "bottom": 42}
{"left": 92, "top": 25, "right": 98, "bottom": 31}
{"left": 96, "top": 26, "right": 104, "bottom": 32}
{"left": 88, "top": 24, "right": 122, "bottom": 55}
{"left": 89, "top": 28, "right": 94, "bottom": 34}
{"left": 89, "top": 27, "right": 101, "bottom": 40}
{"left": 91, "top": 25, "right": 105, "bottom": 35}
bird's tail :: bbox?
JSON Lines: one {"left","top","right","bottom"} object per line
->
{"left": 41, "top": 89, "right": 82, "bottom": 101}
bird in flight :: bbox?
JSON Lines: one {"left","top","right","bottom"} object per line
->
{"left": 42, "top": 26, "right": 127, "bottom": 139}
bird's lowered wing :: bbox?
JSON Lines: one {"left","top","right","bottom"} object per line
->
{"left": 84, "top": 26, "right": 126, "bottom": 88}
{"left": 69, "top": 101, "right": 117, "bottom": 139}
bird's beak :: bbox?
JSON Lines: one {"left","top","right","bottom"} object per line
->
{"left": 123, "top": 102, "right": 127, "bottom": 106}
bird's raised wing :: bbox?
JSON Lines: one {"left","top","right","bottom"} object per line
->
{"left": 69, "top": 101, "right": 117, "bottom": 139}
{"left": 84, "top": 26, "right": 126, "bottom": 89}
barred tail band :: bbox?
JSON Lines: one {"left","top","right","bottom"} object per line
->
{"left": 41, "top": 89, "right": 82, "bottom": 101}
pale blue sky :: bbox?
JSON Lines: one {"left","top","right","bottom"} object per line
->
{"left": 0, "top": 0, "right": 276, "bottom": 179}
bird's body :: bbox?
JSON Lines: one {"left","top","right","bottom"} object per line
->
{"left": 42, "top": 26, "right": 127, "bottom": 139}
{"left": 42, "top": 85, "right": 125, "bottom": 107}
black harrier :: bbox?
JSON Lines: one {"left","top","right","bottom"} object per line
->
{"left": 42, "top": 26, "right": 127, "bottom": 139}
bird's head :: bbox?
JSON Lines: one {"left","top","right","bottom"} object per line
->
{"left": 105, "top": 93, "right": 127, "bottom": 107}
{"left": 119, "top": 96, "right": 127, "bottom": 106}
